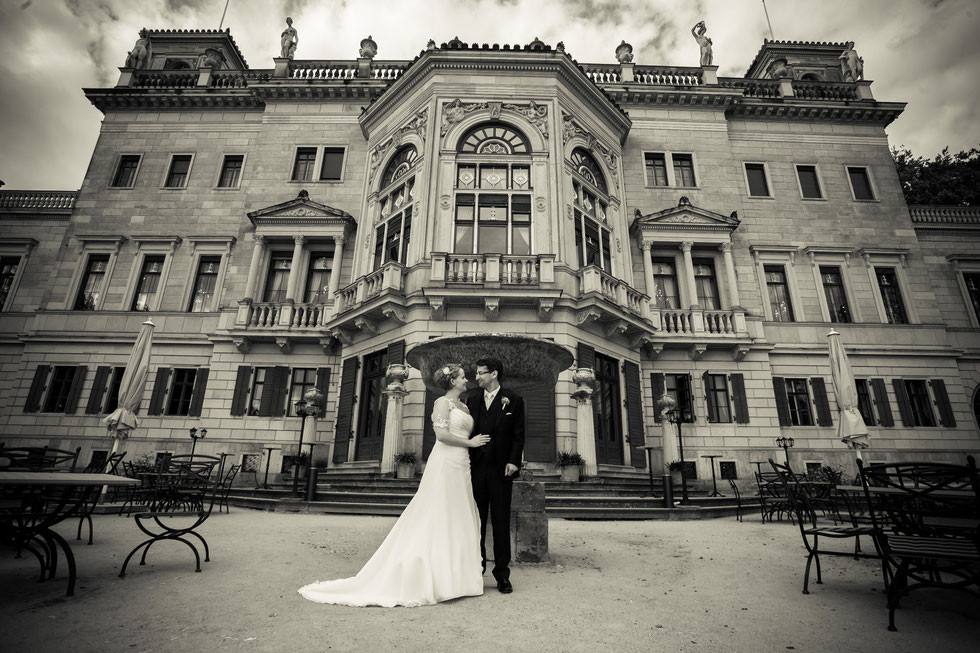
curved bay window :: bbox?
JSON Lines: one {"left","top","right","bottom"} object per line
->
{"left": 374, "top": 145, "right": 418, "bottom": 270}
{"left": 571, "top": 148, "right": 612, "bottom": 273}
{"left": 453, "top": 123, "right": 532, "bottom": 256}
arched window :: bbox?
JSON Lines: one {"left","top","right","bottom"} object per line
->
{"left": 374, "top": 145, "right": 418, "bottom": 269}
{"left": 570, "top": 148, "right": 612, "bottom": 273}
{"left": 453, "top": 122, "right": 532, "bottom": 256}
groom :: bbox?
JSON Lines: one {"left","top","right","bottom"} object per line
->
{"left": 468, "top": 357, "right": 525, "bottom": 594}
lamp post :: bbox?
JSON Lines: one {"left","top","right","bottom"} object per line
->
{"left": 674, "top": 408, "right": 692, "bottom": 505}
{"left": 292, "top": 399, "right": 309, "bottom": 497}
{"left": 189, "top": 427, "right": 207, "bottom": 457}
{"left": 776, "top": 436, "right": 795, "bottom": 466}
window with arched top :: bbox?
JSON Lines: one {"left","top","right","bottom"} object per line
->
{"left": 453, "top": 122, "right": 532, "bottom": 256}
{"left": 374, "top": 145, "right": 418, "bottom": 269}
{"left": 570, "top": 147, "right": 612, "bottom": 273}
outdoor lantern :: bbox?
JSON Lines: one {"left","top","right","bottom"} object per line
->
{"left": 189, "top": 426, "right": 206, "bottom": 457}
{"left": 775, "top": 436, "right": 795, "bottom": 466}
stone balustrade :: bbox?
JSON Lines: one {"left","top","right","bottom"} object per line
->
{"left": 291, "top": 63, "right": 357, "bottom": 79}
{"left": 718, "top": 78, "right": 782, "bottom": 98}
{"left": 632, "top": 66, "right": 702, "bottom": 86}
{"left": 242, "top": 301, "right": 331, "bottom": 329}
{"left": 578, "top": 266, "right": 647, "bottom": 318}
{"left": 291, "top": 302, "right": 331, "bottom": 328}
{"left": 703, "top": 309, "right": 736, "bottom": 334}
{"left": 246, "top": 302, "right": 281, "bottom": 328}
{"left": 131, "top": 70, "right": 199, "bottom": 88}
{"left": 909, "top": 205, "right": 980, "bottom": 226}
{"left": 0, "top": 190, "right": 77, "bottom": 210}
{"left": 335, "top": 262, "right": 406, "bottom": 315}
{"left": 432, "top": 253, "right": 555, "bottom": 286}
{"left": 654, "top": 307, "right": 745, "bottom": 337}
{"left": 791, "top": 80, "right": 858, "bottom": 101}
{"left": 209, "top": 71, "right": 247, "bottom": 88}
{"left": 660, "top": 309, "right": 695, "bottom": 334}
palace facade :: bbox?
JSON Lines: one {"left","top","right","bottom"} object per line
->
{"left": 1, "top": 27, "right": 978, "bottom": 482}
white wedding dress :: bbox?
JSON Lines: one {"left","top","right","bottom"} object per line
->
{"left": 298, "top": 406, "right": 483, "bottom": 607}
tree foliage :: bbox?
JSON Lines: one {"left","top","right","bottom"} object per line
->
{"left": 891, "top": 145, "right": 980, "bottom": 206}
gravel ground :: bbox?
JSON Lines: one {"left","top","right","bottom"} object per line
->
{"left": 2, "top": 510, "right": 978, "bottom": 653}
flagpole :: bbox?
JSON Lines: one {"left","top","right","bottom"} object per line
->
{"left": 218, "top": 0, "right": 231, "bottom": 30}
{"left": 762, "top": 0, "right": 774, "bottom": 40}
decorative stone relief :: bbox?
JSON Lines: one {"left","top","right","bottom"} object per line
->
{"left": 440, "top": 195, "right": 452, "bottom": 210}
{"left": 561, "top": 112, "right": 620, "bottom": 191}
{"left": 603, "top": 320, "right": 627, "bottom": 338}
{"left": 275, "top": 207, "right": 327, "bottom": 217}
{"left": 484, "top": 298, "right": 500, "bottom": 321}
{"left": 441, "top": 99, "right": 549, "bottom": 141}
{"left": 359, "top": 35, "right": 378, "bottom": 60}
{"left": 368, "top": 107, "right": 429, "bottom": 184}
{"left": 232, "top": 337, "right": 251, "bottom": 354}
{"left": 535, "top": 197, "right": 546, "bottom": 212}
{"left": 575, "top": 309, "right": 601, "bottom": 326}
{"left": 537, "top": 299, "right": 555, "bottom": 321}
{"left": 126, "top": 29, "right": 151, "bottom": 69}
{"left": 615, "top": 41, "right": 634, "bottom": 64}
{"left": 566, "top": 204, "right": 573, "bottom": 220}
{"left": 661, "top": 214, "right": 714, "bottom": 224}
{"left": 354, "top": 317, "right": 378, "bottom": 336}
{"left": 276, "top": 337, "right": 293, "bottom": 354}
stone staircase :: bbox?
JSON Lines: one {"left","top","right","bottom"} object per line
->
{"left": 226, "top": 470, "right": 758, "bottom": 520}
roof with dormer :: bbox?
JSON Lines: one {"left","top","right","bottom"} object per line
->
{"left": 144, "top": 27, "right": 249, "bottom": 68}
{"left": 744, "top": 39, "right": 851, "bottom": 78}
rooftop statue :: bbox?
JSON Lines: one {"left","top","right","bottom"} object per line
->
{"left": 359, "top": 35, "right": 378, "bottom": 59}
{"left": 125, "top": 29, "right": 150, "bottom": 70}
{"left": 280, "top": 17, "right": 298, "bottom": 59}
{"left": 615, "top": 40, "right": 634, "bottom": 64}
{"left": 692, "top": 21, "right": 713, "bottom": 66}
{"left": 839, "top": 42, "right": 864, "bottom": 82}
{"left": 769, "top": 57, "right": 795, "bottom": 79}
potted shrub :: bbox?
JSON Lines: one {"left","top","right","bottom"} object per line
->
{"left": 394, "top": 452, "right": 417, "bottom": 479}
{"left": 666, "top": 460, "right": 684, "bottom": 486}
{"left": 555, "top": 451, "right": 586, "bottom": 482}
{"left": 283, "top": 452, "right": 310, "bottom": 479}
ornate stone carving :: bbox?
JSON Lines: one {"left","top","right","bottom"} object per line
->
{"left": 232, "top": 337, "right": 251, "bottom": 354}
{"left": 629, "top": 334, "right": 655, "bottom": 351}
{"left": 385, "top": 363, "right": 409, "bottom": 390}
{"left": 126, "top": 29, "right": 151, "bottom": 69}
{"left": 441, "top": 99, "right": 548, "bottom": 141}
{"left": 484, "top": 297, "right": 500, "bottom": 321}
{"left": 426, "top": 39, "right": 436, "bottom": 50}
{"left": 567, "top": 204, "right": 573, "bottom": 220}
{"left": 275, "top": 337, "right": 293, "bottom": 354}
{"left": 429, "top": 296, "right": 446, "bottom": 320}
{"left": 535, "top": 197, "right": 546, "bottom": 212}
{"left": 280, "top": 17, "right": 298, "bottom": 60}
{"left": 689, "top": 344, "right": 707, "bottom": 361}
{"left": 382, "top": 306, "right": 407, "bottom": 324}
{"left": 769, "top": 57, "right": 795, "bottom": 79}
{"left": 200, "top": 48, "right": 225, "bottom": 70}
{"left": 839, "top": 42, "right": 864, "bottom": 82}
{"left": 662, "top": 214, "right": 713, "bottom": 224}
{"left": 731, "top": 345, "right": 750, "bottom": 362}
{"left": 354, "top": 317, "right": 378, "bottom": 336}
{"left": 368, "top": 107, "right": 428, "bottom": 184}
{"left": 359, "top": 35, "right": 378, "bottom": 60}
{"left": 575, "top": 309, "right": 601, "bottom": 326}
{"left": 648, "top": 343, "right": 664, "bottom": 360}
{"left": 275, "top": 207, "right": 326, "bottom": 218}
{"left": 440, "top": 195, "right": 452, "bottom": 210}
{"left": 561, "top": 112, "right": 619, "bottom": 190}
{"left": 318, "top": 337, "right": 337, "bottom": 354}
{"left": 329, "top": 328, "right": 353, "bottom": 346}
{"left": 615, "top": 40, "right": 634, "bottom": 64}
{"left": 571, "top": 367, "right": 597, "bottom": 389}
{"left": 603, "top": 320, "right": 628, "bottom": 338}
{"left": 537, "top": 299, "right": 555, "bottom": 321}
{"left": 556, "top": 41, "right": 566, "bottom": 53}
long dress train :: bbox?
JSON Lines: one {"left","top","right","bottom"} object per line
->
{"left": 298, "top": 407, "right": 483, "bottom": 607}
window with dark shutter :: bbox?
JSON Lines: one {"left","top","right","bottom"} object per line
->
{"left": 187, "top": 368, "right": 209, "bottom": 417}
{"left": 577, "top": 343, "right": 595, "bottom": 370}
{"left": 258, "top": 366, "right": 289, "bottom": 417}
{"left": 316, "top": 367, "right": 331, "bottom": 404}
{"left": 651, "top": 373, "right": 666, "bottom": 423}
{"left": 230, "top": 366, "right": 251, "bottom": 417}
{"left": 730, "top": 373, "right": 749, "bottom": 424}
{"left": 387, "top": 339, "right": 405, "bottom": 366}
{"left": 772, "top": 377, "right": 792, "bottom": 427}
{"left": 333, "top": 357, "right": 359, "bottom": 463}
{"left": 86, "top": 366, "right": 113, "bottom": 415}
{"left": 810, "top": 377, "right": 833, "bottom": 427}
{"left": 524, "top": 385, "right": 556, "bottom": 463}
{"left": 892, "top": 378, "right": 915, "bottom": 427}
{"left": 870, "top": 378, "right": 894, "bottom": 427}
{"left": 623, "top": 361, "right": 646, "bottom": 468}
{"left": 24, "top": 365, "right": 49, "bottom": 413}
{"left": 147, "top": 367, "right": 172, "bottom": 415}
{"left": 930, "top": 379, "right": 956, "bottom": 427}
{"left": 64, "top": 365, "right": 87, "bottom": 414}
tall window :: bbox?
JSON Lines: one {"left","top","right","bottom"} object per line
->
{"left": 104, "top": 366, "right": 126, "bottom": 414}
{"left": 376, "top": 145, "right": 418, "bottom": 269}
{"left": 189, "top": 255, "right": 221, "bottom": 312}
{"left": 855, "top": 379, "right": 875, "bottom": 427}
{"left": 453, "top": 125, "right": 532, "bottom": 257}
{"left": 645, "top": 153, "right": 668, "bottom": 186}
{"left": 745, "top": 163, "right": 770, "bottom": 197}
{"left": 263, "top": 254, "right": 291, "bottom": 303}
{"left": 820, "top": 266, "right": 851, "bottom": 323}
{"left": 289, "top": 368, "right": 316, "bottom": 414}
{"left": 292, "top": 147, "right": 317, "bottom": 182}
{"left": 164, "top": 155, "right": 192, "bottom": 188}
{"left": 0, "top": 256, "right": 19, "bottom": 309}
{"left": 705, "top": 374, "right": 731, "bottom": 423}
{"left": 248, "top": 368, "right": 267, "bottom": 415}
{"left": 43, "top": 366, "right": 78, "bottom": 413}
{"left": 166, "top": 368, "right": 198, "bottom": 416}
{"left": 304, "top": 253, "right": 332, "bottom": 303}
{"left": 217, "top": 155, "right": 243, "bottom": 188}
{"left": 74, "top": 254, "right": 110, "bottom": 310}
{"left": 672, "top": 154, "right": 696, "bottom": 187}
{"left": 571, "top": 148, "right": 611, "bottom": 273}
{"left": 796, "top": 165, "right": 823, "bottom": 199}
{"left": 131, "top": 255, "right": 165, "bottom": 311}
{"left": 319, "top": 147, "right": 345, "bottom": 181}
{"left": 652, "top": 260, "right": 680, "bottom": 309}
{"left": 593, "top": 353, "right": 623, "bottom": 465}
{"left": 764, "top": 265, "right": 794, "bottom": 322}
{"left": 785, "top": 378, "right": 813, "bottom": 426}
{"left": 904, "top": 380, "right": 936, "bottom": 427}
{"left": 963, "top": 272, "right": 980, "bottom": 323}
{"left": 875, "top": 267, "right": 908, "bottom": 324}
{"left": 693, "top": 259, "right": 719, "bottom": 310}
{"left": 847, "top": 166, "right": 876, "bottom": 200}
{"left": 112, "top": 155, "right": 141, "bottom": 188}
{"left": 665, "top": 374, "right": 695, "bottom": 422}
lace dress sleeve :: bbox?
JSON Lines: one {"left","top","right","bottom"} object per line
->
{"left": 431, "top": 396, "right": 451, "bottom": 429}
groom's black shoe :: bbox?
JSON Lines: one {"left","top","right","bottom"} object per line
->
{"left": 497, "top": 578, "right": 513, "bottom": 594}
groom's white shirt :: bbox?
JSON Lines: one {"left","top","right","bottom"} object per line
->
{"left": 484, "top": 387, "right": 499, "bottom": 409}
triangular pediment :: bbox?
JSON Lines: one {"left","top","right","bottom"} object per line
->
{"left": 630, "top": 197, "right": 739, "bottom": 233}
{"left": 248, "top": 190, "right": 355, "bottom": 226}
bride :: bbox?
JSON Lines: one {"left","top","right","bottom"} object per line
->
{"left": 298, "top": 363, "right": 490, "bottom": 607}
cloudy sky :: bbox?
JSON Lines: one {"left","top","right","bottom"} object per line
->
{"left": 0, "top": 0, "right": 976, "bottom": 190}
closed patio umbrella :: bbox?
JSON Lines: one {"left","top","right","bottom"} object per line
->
{"left": 102, "top": 320, "right": 155, "bottom": 470}
{"left": 827, "top": 329, "right": 869, "bottom": 461}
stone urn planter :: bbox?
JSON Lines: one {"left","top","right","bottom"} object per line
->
{"left": 394, "top": 452, "right": 417, "bottom": 479}
{"left": 559, "top": 465, "right": 581, "bottom": 482}
{"left": 556, "top": 451, "right": 585, "bottom": 482}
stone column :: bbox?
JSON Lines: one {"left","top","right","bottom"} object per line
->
{"left": 242, "top": 234, "right": 266, "bottom": 302}
{"left": 328, "top": 235, "right": 346, "bottom": 298}
{"left": 681, "top": 241, "right": 699, "bottom": 309}
{"left": 641, "top": 241, "right": 656, "bottom": 306}
{"left": 380, "top": 364, "right": 410, "bottom": 475}
{"left": 571, "top": 368, "right": 598, "bottom": 477}
{"left": 720, "top": 241, "right": 741, "bottom": 308}
{"left": 285, "top": 235, "right": 306, "bottom": 302}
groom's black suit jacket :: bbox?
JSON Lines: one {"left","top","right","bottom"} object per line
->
{"left": 466, "top": 387, "right": 525, "bottom": 469}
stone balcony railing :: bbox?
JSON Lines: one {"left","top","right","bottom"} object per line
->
{"left": 653, "top": 307, "right": 747, "bottom": 337}
{"left": 578, "top": 266, "right": 647, "bottom": 318}
{"left": 240, "top": 300, "right": 332, "bottom": 329}
{"left": 431, "top": 253, "right": 556, "bottom": 286}
{"left": 335, "top": 262, "right": 407, "bottom": 315}
{"left": 0, "top": 190, "right": 77, "bottom": 211}
{"left": 909, "top": 205, "right": 980, "bottom": 228}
